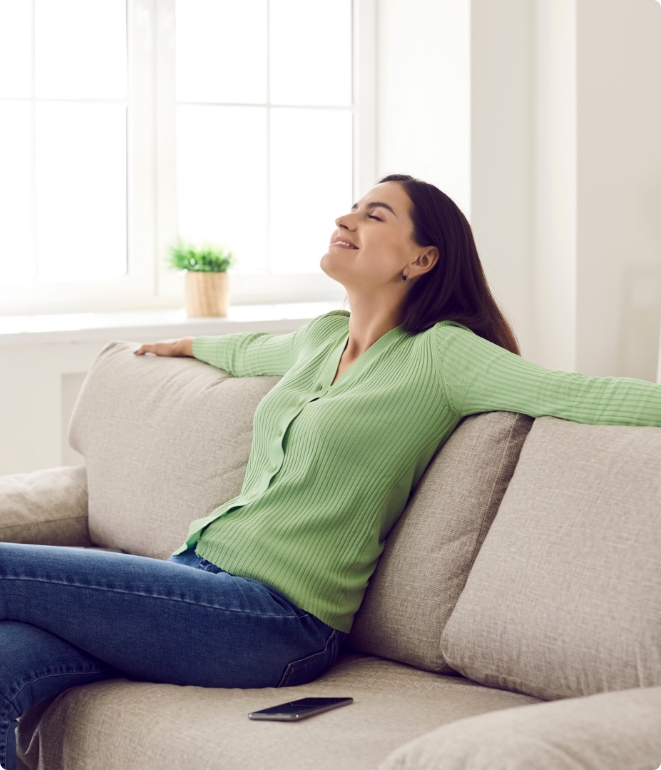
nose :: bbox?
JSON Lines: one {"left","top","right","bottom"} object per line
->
{"left": 335, "top": 211, "right": 356, "bottom": 230}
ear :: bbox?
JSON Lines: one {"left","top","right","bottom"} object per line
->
{"left": 414, "top": 246, "right": 439, "bottom": 274}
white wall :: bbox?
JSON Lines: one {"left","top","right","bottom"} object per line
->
{"left": 469, "top": 0, "right": 582, "bottom": 369}
{"left": 376, "top": 0, "right": 471, "bottom": 218}
{"left": 470, "top": 0, "right": 535, "bottom": 359}
{"left": 528, "top": 0, "right": 661, "bottom": 379}
{"left": 575, "top": 0, "right": 661, "bottom": 379}
{"left": 0, "top": 343, "right": 101, "bottom": 475}
{"left": 531, "top": 0, "right": 578, "bottom": 371}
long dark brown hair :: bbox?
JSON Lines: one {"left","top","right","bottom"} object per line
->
{"left": 348, "top": 173, "right": 521, "bottom": 356}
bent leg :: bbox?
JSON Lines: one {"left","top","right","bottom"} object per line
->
{"left": 0, "top": 542, "right": 342, "bottom": 770}
{"left": 0, "top": 621, "right": 120, "bottom": 770}
{"left": 0, "top": 542, "right": 337, "bottom": 689}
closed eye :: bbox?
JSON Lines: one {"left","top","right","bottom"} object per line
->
{"left": 368, "top": 215, "right": 382, "bottom": 221}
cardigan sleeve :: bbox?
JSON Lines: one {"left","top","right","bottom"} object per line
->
{"left": 192, "top": 320, "right": 313, "bottom": 377}
{"left": 434, "top": 324, "right": 661, "bottom": 427}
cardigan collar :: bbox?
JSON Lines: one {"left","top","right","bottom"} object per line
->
{"left": 324, "top": 318, "right": 408, "bottom": 391}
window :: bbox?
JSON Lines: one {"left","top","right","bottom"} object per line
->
{"left": 0, "top": 0, "right": 376, "bottom": 315}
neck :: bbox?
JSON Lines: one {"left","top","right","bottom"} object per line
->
{"left": 341, "top": 295, "right": 403, "bottom": 359}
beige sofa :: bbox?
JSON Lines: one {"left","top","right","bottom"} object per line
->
{"left": 1, "top": 339, "right": 660, "bottom": 770}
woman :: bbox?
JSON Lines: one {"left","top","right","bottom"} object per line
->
{"left": 1, "top": 174, "right": 660, "bottom": 770}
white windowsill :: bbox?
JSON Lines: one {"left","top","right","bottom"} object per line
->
{"left": 0, "top": 302, "right": 347, "bottom": 347}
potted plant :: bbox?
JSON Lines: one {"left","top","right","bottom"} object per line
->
{"left": 166, "top": 239, "right": 237, "bottom": 317}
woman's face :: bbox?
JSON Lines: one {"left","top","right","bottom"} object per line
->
{"left": 321, "top": 181, "right": 425, "bottom": 290}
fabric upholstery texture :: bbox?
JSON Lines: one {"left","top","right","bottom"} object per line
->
{"left": 348, "top": 411, "right": 533, "bottom": 672}
{"left": 379, "top": 685, "right": 661, "bottom": 770}
{"left": 68, "top": 340, "right": 282, "bottom": 559}
{"left": 440, "top": 415, "right": 661, "bottom": 700}
{"left": 0, "top": 465, "right": 92, "bottom": 547}
{"left": 16, "top": 653, "right": 539, "bottom": 770}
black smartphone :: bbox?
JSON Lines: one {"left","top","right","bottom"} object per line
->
{"left": 248, "top": 696, "right": 353, "bottom": 722}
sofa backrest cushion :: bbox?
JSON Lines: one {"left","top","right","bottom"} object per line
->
{"left": 68, "top": 340, "right": 281, "bottom": 559}
{"left": 348, "top": 411, "right": 533, "bottom": 672}
{"left": 440, "top": 415, "right": 661, "bottom": 700}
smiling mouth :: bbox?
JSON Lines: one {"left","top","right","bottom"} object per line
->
{"left": 330, "top": 241, "right": 359, "bottom": 249}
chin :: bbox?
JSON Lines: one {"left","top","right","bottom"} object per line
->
{"left": 320, "top": 256, "right": 347, "bottom": 287}
{"left": 320, "top": 252, "right": 334, "bottom": 275}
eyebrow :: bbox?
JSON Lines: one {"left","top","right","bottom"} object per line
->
{"left": 351, "top": 201, "right": 397, "bottom": 217}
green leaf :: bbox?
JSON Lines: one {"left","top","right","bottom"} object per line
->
{"left": 164, "top": 238, "right": 238, "bottom": 272}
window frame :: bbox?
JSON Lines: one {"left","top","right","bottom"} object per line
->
{"left": 0, "top": 0, "right": 376, "bottom": 316}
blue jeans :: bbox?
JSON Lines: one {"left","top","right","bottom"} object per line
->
{"left": 0, "top": 542, "right": 347, "bottom": 770}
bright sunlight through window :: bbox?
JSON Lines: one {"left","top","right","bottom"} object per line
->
{"left": 175, "top": 0, "right": 353, "bottom": 275}
{"left": 0, "top": 0, "right": 361, "bottom": 312}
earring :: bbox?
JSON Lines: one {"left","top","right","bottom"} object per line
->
{"left": 402, "top": 272, "right": 409, "bottom": 282}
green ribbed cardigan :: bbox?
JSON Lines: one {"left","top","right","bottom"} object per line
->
{"left": 171, "top": 310, "right": 661, "bottom": 632}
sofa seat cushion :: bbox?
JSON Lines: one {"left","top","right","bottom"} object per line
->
{"left": 16, "top": 652, "right": 539, "bottom": 770}
{"left": 348, "top": 411, "right": 533, "bottom": 672}
{"left": 440, "top": 416, "right": 661, "bottom": 701}
{"left": 379, "top": 685, "right": 661, "bottom": 770}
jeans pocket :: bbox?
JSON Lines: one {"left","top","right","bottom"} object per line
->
{"left": 277, "top": 630, "right": 339, "bottom": 688}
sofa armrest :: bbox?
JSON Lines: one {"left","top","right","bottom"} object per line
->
{"left": 0, "top": 466, "right": 93, "bottom": 547}
{"left": 379, "top": 686, "right": 661, "bottom": 770}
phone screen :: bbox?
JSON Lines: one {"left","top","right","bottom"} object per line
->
{"left": 248, "top": 697, "right": 353, "bottom": 721}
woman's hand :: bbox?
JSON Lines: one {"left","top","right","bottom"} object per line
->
{"left": 134, "top": 337, "right": 195, "bottom": 357}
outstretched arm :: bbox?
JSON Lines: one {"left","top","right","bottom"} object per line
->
{"left": 135, "top": 320, "right": 313, "bottom": 377}
{"left": 435, "top": 325, "right": 661, "bottom": 427}
{"left": 189, "top": 325, "right": 311, "bottom": 377}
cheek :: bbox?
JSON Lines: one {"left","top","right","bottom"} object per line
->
{"left": 363, "top": 240, "right": 401, "bottom": 269}
{"left": 357, "top": 248, "right": 401, "bottom": 281}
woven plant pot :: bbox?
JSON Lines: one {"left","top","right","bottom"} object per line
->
{"left": 184, "top": 271, "right": 230, "bottom": 317}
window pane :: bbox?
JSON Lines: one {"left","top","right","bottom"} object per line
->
{"left": 0, "top": 102, "right": 32, "bottom": 282}
{"left": 0, "top": 0, "right": 32, "bottom": 98}
{"left": 176, "top": 105, "right": 267, "bottom": 273}
{"left": 36, "top": 103, "right": 127, "bottom": 281}
{"left": 176, "top": 0, "right": 267, "bottom": 104}
{"left": 270, "top": 108, "right": 352, "bottom": 274}
{"left": 35, "top": 0, "right": 127, "bottom": 99}
{"left": 270, "top": 0, "right": 352, "bottom": 107}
